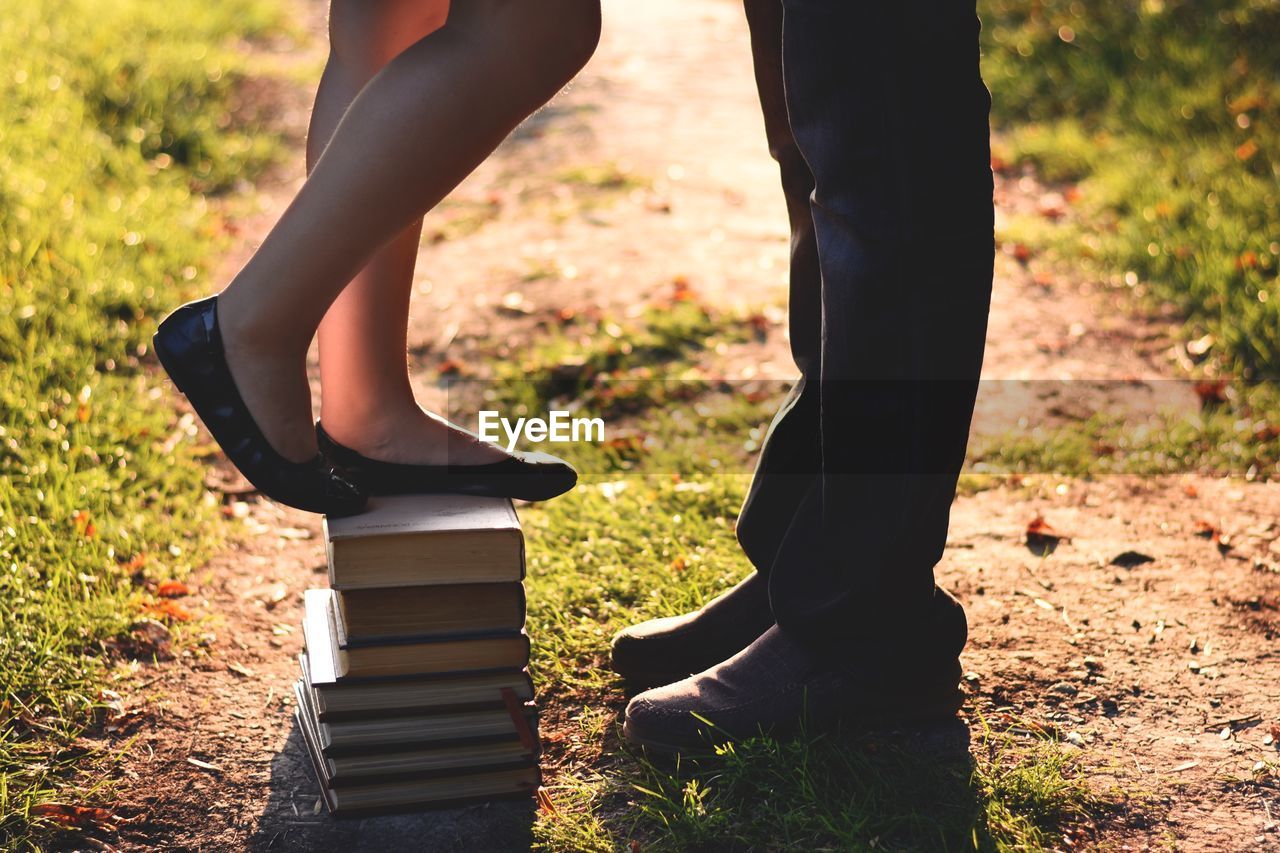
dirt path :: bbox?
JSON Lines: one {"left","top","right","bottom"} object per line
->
{"left": 98, "top": 1, "right": 1280, "bottom": 850}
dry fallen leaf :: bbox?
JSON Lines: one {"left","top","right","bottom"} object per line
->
{"left": 437, "top": 358, "right": 466, "bottom": 377}
{"left": 1027, "top": 515, "right": 1063, "bottom": 540}
{"left": 1193, "top": 380, "right": 1228, "bottom": 407}
{"left": 536, "top": 787, "right": 558, "bottom": 816}
{"left": 671, "top": 276, "right": 696, "bottom": 303}
{"left": 155, "top": 580, "right": 191, "bottom": 598}
{"left": 30, "top": 803, "right": 118, "bottom": 831}
{"left": 1026, "top": 515, "right": 1070, "bottom": 554}
{"left": 117, "top": 552, "right": 148, "bottom": 573}
{"left": 141, "top": 599, "right": 191, "bottom": 622}
{"left": 1192, "top": 519, "right": 1232, "bottom": 553}
{"left": 71, "top": 510, "right": 97, "bottom": 539}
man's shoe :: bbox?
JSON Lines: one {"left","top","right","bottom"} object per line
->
{"left": 622, "top": 625, "right": 964, "bottom": 755}
{"left": 609, "top": 574, "right": 773, "bottom": 689}
{"left": 611, "top": 580, "right": 967, "bottom": 690}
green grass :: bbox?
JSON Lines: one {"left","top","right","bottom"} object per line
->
{"left": 978, "top": 0, "right": 1280, "bottom": 477}
{"left": 982, "top": 0, "right": 1280, "bottom": 378}
{"left": 0, "top": 0, "right": 285, "bottom": 844}
{"left": 519, "top": 471, "right": 1105, "bottom": 850}
{"left": 970, "top": 396, "right": 1280, "bottom": 480}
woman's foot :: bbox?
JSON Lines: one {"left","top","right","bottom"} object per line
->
{"left": 216, "top": 297, "right": 321, "bottom": 465}
{"left": 152, "top": 296, "right": 366, "bottom": 516}
{"left": 316, "top": 409, "right": 578, "bottom": 501}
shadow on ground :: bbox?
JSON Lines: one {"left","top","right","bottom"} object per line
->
{"left": 245, "top": 722, "right": 537, "bottom": 853}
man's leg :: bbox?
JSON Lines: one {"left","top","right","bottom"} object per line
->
{"left": 733, "top": 0, "right": 823, "bottom": 572}
{"left": 623, "top": 0, "right": 992, "bottom": 749}
{"left": 609, "top": 0, "right": 818, "bottom": 688}
{"left": 766, "top": 0, "right": 993, "bottom": 667}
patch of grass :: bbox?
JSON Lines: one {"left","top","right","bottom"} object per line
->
{"left": 537, "top": 161, "right": 650, "bottom": 222}
{"left": 442, "top": 291, "right": 775, "bottom": 477}
{"left": 971, "top": 406, "right": 1280, "bottom": 481}
{"left": 426, "top": 195, "right": 504, "bottom": 243}
{"left": 981, "top": 0, "right": 1280, "bottom": 380}
{"left": 0, "top": 0, "right": 285, "bottom": 844}
{"left": 532, "top": 714, "right": 1103, "bottom": 851}
{"left": 979, "top": 0, "right": 1280, "bottom": 476}
{"left": 553, "top": 162, "right": 648, "bottom": 194}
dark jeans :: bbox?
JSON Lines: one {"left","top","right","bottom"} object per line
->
{"left": 736, "top": 0, "right": 994, "bottom": 665}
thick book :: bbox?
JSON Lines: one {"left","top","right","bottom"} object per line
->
{"left": 297, "top": 700, "right": 540, "bottom": 816}
{"left": 304, "top": 589, "right": 529, "bottom": 680}
{"left": 298, "top": 654, "right": 535, "bottom": 720}
{"left": 336, "top": 583, "right": 525, "bottom": 645}
{"left": 323, "top": 494, "right": 523, "bottom": 589}
{"left": 294, "top": 680, "right": 538, "bottom": 755}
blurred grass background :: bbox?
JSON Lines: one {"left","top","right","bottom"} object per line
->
{"left": 0, "top": 0, "right": 284, "bottom": 842}
{"left": 985, "top": 0, "right": 1279, "bottom": 377}
{"left": 0, "top": 0, "right": 1275, "bottom": 847}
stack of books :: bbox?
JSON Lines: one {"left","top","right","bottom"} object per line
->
{"left": 294, "top": 494, "right": 540, "bottom": 815}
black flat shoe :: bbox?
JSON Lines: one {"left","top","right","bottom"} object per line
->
{"left": 316, "top": 422, "right": 578, "bottom": 502}
{"left": 152, "top": 297, "right": 367, "bottom": 517}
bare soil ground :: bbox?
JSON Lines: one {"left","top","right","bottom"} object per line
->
{"left": 89, "top": 0, "right": 1280, "bottom": 850}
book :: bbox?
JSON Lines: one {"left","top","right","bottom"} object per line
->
{"left": 323, "top": 494, "right": 523, "bottom": 589}
{"left": 298, "top": 654, "right": 535, "bottom": 720}
{"left": 304, "top": 589, "right": 529, "bottom": 680}
{"left": 296, "top": 702, "right": 540, "bottom": 815}
{"left": 294, "top": 680, "right": 539, "bottom": 755}
{"left": 336, "top": 583, "right": 525, "bottom": 644}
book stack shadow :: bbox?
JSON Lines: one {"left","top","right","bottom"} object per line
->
{"left": 295, "top": 494, "right": 540, "bottom": 815}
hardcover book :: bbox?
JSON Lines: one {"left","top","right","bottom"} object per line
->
{"left": 323, "top": 494, "right": 523, "bottom": 589}
{"left": 336, "top": 582, "right": 525, "bottom": 644}
{"left": 304, "top": 589, "right": 529, "bottom": 680}
{"left": 296, "top": 703, "right": 540, "bottom": 815}
{"left": 298, "top": 654, "right": 535, "bottom": 720}
{"left": 294, "top": 680, "right": 539, "bottom": 755}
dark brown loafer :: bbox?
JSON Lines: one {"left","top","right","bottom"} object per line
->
{"left": 611, "top": 580, "right": 968, "bottom": 691}
{"left": 609, "top": 574, "right": 774, "bottom": 689}
{"left": 622, "top": 626, "right": 965, "bottom": 755}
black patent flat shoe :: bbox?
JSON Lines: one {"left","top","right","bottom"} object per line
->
{"left": 152, "top": 297, "right": 367, "bottom": 517}
{"left": 316, "top": 422, "right": 578, "bottom": 502}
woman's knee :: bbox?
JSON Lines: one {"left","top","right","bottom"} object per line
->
{"left": 328, "top": 0, "right": 450, "bottom": 79}
{"left": 544, "top": 0, "right": 602, "bottom": 76}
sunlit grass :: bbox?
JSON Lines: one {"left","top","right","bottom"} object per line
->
{"left": 0, "top": 0, "right": 286, "bottom": 845}
{"left": 982, "top": 0, "right": 1280, "bottom": 380}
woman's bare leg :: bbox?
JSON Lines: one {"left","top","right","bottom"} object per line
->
{"left": 308, "top": 0, "right": 502, "bottom": 465}
{"left": 215, "top": 0, "right": 601, "bottom": 461}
